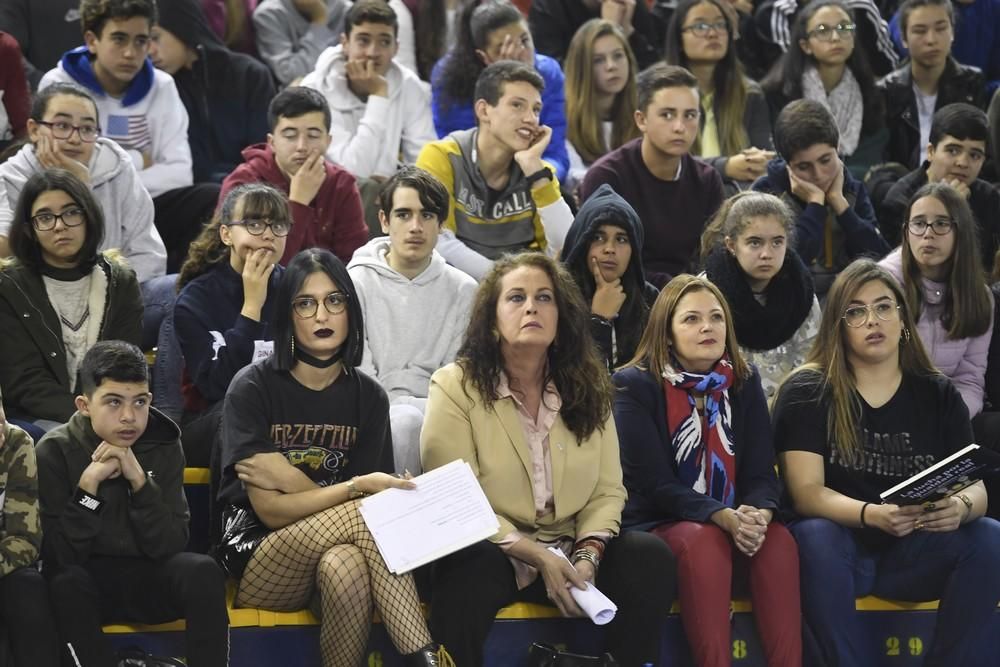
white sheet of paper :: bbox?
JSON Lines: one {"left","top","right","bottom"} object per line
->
{"left": 547, "top": 547, "right": 618, "bottom": 625}
{"left": 359, "top": 459, "right": 499, "bottom": 574}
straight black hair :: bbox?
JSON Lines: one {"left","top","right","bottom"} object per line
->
{"left": 273, "top": 249, "right": 365, "bottom": 371}
{"left": 267, "top": 87, "right": 332, "bottom": 133}
{"left": 30, "top": 83, "right": 101, "bottom": 125}
{"left": 79, "top": 340, "right": 149, "bottom": 396}
{"left": 10, "top": 169, "right": 104, "bottom": 273}
{"left": 929, "top": 103, "right": 989, "bottom": 145}
{"left": 377, "top": 166, "right": 450, "bottom": 222}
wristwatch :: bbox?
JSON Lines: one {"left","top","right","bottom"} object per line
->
{"left": 956, "top": 492, "right": 974, "bottom": 519}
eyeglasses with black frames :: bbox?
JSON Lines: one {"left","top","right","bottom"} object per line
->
{"left": 225, "top": 218, "right": 292, "bottom": 237}
{"left": 906, "top": 217, "right": 954, "bottom": 236}
{"left": 36, "top": 120, "right": 100, "bottom": 142}
{"left": 31, "top": 207, "right": 86, "bottom": 231}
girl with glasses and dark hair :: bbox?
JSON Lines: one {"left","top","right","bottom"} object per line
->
{"left": 774, "top": 258, "right": 1000, "bottom": 666}
{"left": 879, "top": 183, "right": 994, "bottom": 428}
{"left": 760, "top": 0, "right": 886, "bottom": 180}
{"left": 217, "top": 248, "right": 452, "bottom": 667}
{"left": 172, "top": 182, "right": 290, "bottom": 465}
{"left": 664, "top": 0, "right": 775, "bottom": 191}
{"left": 0, "top": 168, "right": 142, "bottom": 435}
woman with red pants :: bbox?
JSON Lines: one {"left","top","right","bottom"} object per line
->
{"left": 612, "top": 274, "right": 801, "bottom": 667}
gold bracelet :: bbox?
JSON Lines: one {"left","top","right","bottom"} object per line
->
{"left": 571, "top": 548, "right": 600, "bottom": 571}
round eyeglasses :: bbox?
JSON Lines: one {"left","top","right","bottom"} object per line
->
{"left": 842, "top": 301, "right": 900, "bottom": 328}
{"left": 807, "top": 23, "right": 857, "bottom": 41}
{"left": 31, "top": 207, "right": 86, "bottom": 231}
{"left": 36, "top": 120, "right": 101, "bottom": 142}
{"left": 906, "top": 217, "right": 954, "bottom": 236}
{"left": 225, "top": 218, "right": 292, "bottom": 237}
{"left": 292, "top": 292, "right": 349, "bottom": 319}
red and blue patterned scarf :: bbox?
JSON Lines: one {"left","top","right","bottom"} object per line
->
{"left": 662, "top": 355, "right": 736, "bottom": 506}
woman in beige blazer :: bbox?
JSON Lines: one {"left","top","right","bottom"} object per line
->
{"left": 421, "top": 253, "right": 677, "bottom": 666}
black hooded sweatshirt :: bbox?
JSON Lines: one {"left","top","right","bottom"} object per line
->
{"left": 157, "top": 0, "right": 276, "bottom": 183}
{"left": 560, "top": 183, "right": 659, "bottom": 369}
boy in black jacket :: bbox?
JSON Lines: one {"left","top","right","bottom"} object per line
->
{"left": 37, "top": 340, "right": 229, "bottom": 666}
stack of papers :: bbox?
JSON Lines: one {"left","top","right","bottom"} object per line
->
{"left": 359, "top": 459, "right": 500, "bottom": 574}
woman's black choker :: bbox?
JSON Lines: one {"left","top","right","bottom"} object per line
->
{"left": 294, "top": 347, "right": 343, "bottom": 368}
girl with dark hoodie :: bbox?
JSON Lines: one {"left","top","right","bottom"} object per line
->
{"left": 559, "top": 183, "right": 658, "bottom": 369}
{"left": 149, "top": 0, "right": 275, "bottom": 183}
{"left": 701, "top": 191, "right": 821, "bottom": 399}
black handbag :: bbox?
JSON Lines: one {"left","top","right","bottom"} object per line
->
{"left": 526, "top": 642, "right": 620, "bottom": 667}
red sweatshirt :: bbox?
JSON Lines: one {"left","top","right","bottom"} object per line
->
{"left": 219, "top": 143, "right": 368, "bottom": 266}
{"left": 0, "top": 32, "right": 29, "bottom": 143}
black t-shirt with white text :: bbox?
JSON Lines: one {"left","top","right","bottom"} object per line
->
{"left": 217, "top": 356, "right": 393, "bottom": 508}
{"left": 772, "top": 370, "right": 973, "bottom": 505}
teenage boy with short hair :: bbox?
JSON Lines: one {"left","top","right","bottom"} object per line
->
{"left": 254, "top": 0, "right": 350, "bottom": 86}
{"left": 878, "top": 103, "right": 1000, "bottom": 263}
{"left": 879, "top": 0, "right": 987, "bottom": 169}
{"left": 347, "top": 167, "right": 476, "bottom": 475}
{"left": 219, "top": 86, "right": 368, "bottom": 266}
{"left": 752, "top": 98, "right": 889, "bottom": 297}
{"left": 39, "top": 0, "right": 219, "bottom": 273}
{"left": 37, "top": 341, "right": 229, "bottom": 666}
{"left": 416, "top": 60, "right": 573, "bottom": 281}
{"left": 580, "top": 63, "right": 723, "bottom": 288}
{"left": 150, "top": 0, "right": 276, "bottom": 184}
{"left": 301, "top": 0, "right": 436, "bottom": 180}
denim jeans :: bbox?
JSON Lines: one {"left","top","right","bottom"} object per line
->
{"left": 791, "top": 516, "right": 1000, "bottom": 667}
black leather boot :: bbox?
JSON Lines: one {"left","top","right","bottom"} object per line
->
{"left": 402, "top": 642, "right": 455, "bottom": 666}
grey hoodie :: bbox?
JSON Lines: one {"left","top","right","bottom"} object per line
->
{"left": 348, "top": 236, "right": 477, "bottom": 399}
{"left": 0, "top": 138, "right": 166, "bottom": 283}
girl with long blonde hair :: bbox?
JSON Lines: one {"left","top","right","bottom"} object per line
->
{"left": 563, "top": 19, "right": 640, "bottom": 191}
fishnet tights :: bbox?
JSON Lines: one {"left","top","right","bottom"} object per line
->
{"left": 236, "top": 500, "right": 430, "bottom": 666}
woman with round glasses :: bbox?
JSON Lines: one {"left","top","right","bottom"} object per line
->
{"left": 879, "top": 183, "right": 993, "bottom": 426}
{"left": 773, "top": 258, "right": 1000, "bottom": 666}
{"left": 664, "top": 0, "right": 774, "bottom": 191}
{"left": 761, "top": 0, "right": 885, "bottom": 179}
{"left": 217, "top": 248, "right": 452, "bottom": 667}
{"left": 0, "top": 168, "right": 142, "bottom": 434}
{"left": 173, "top": 183, "right": 291, "bottom": 464}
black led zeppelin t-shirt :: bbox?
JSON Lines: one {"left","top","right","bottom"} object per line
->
{"left": 218, "top": 356, "right": 393, "bottom": 507}
{"left": 772, "top": 370, "right": 974, "bottom": 504}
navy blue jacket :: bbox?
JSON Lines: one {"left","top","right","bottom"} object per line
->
{"left": 612, "top": 365, "right": 781, "bottom": 529}
{"left": 174, "top": 263, "right": 284, "bottom": 410}
{"left": 752, "top": 157, "right": 889, "bottom": 295}
{"left": 157, "top": 0, "right": 275, "bottom": 183}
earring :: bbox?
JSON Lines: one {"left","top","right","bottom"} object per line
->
{"left": 491, "top": 328, "right": 500, "bottom": 343}
{"left": 291, "top": 335, "right": 296, "bottom": 356}
{"left": 900, "top": 327, "right": 911, "bottom": 345}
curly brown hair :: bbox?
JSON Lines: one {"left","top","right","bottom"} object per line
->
{"left": 176, "top": 183, "right": 290, "bottom": 290}
{"left": 457, "top": 252, "right": 612, "bottom": 442}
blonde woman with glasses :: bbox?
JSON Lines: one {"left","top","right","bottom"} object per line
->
{"left": 774, "top": 258, "right": 1000, "bottom": 667}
